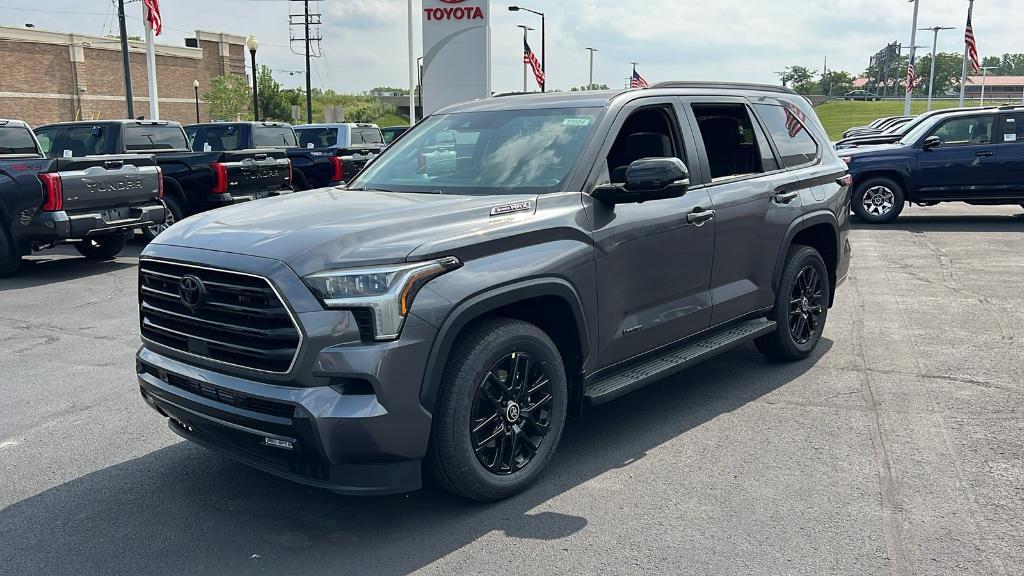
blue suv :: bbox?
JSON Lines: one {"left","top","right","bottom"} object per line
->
{"left": 841, "top": 105, "right": 1024, "bottom": 223}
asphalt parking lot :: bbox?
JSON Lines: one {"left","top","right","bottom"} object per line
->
{"left": 1, "top": 203, "right": 1022, "bottom": 576}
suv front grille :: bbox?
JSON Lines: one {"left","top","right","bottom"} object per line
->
{"left": 139, "top": 260, "right": 301, "bottom": 373}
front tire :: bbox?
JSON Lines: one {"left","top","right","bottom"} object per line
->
{"left": 756, "top": 245, "right": 831, "bottom": 361}
{"left": 429, "top": 318, "right": 568, "bottom": 501}
{"left": 852, "top": 176, "right": 905, "bottom": 224}
{"left": 74, "top": 231, "right": 128, "bottom": 260}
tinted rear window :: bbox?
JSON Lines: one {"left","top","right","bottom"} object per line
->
{"left": 125, "top": 124, "right": 188, "bottom": 151}
{"left": 253, "top": 126, "right": 297, "bottom": 148}
{"left": 0, "top": 127, "right": 39, "bottom": 155}
{"left": 351, "top": 127, "right": 383, "bottom": 144}
{"left": 296, "top": 127, "right": 337, "bottom": 148}
{"left": 201, "top": 125, "right": 242, "bottom": 151}
{"left": 754, "top": 104, "right": 820, "bottom": 168}
{"left": 64, "top": 125, "right": 111, "bottom": 156}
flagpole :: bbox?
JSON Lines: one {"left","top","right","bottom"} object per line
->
{"left": 144, "top": 2, "right": 159, "bottom": 120}
{"left": 904, "top": 0, "right": 921, "bottom": 116}
{"left": 407, "top": 0, "right": 416, "bottom": 125}
{"left": 958, "top": 0, "right": 974, "bottom": 107}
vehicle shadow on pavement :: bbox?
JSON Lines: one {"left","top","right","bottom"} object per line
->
{"left": 0, "top": 340, "right": 831, "bottom": 576}
{"left": 0, "top": 245, "right": 142, "bottom": 292}
{"left": 851, "top": 213, "right": 1024, "bottom": 233}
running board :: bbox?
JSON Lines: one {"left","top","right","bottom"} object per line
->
{"left": 584, "top": 318, "right": 777, "bottom": 406}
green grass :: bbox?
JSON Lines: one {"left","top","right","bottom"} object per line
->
{"left": 815, "top": 99, "right": 1013, "bottom": 141}
{"left": 374, "top": 113, "right": 409, "bottom": 127}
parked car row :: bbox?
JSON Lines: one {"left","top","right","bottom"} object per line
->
{"left": 841, "top": 115, "right": 912, "bottom": 139}
{"left": 839, "top": 105, "right": 1024, "bottom": 223}
{"left": 1, "top": 119, "right": 389, "bottom": 277}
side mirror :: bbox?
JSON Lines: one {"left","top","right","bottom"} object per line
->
{"left": 592, "top": 157, "right": 690, "bottom": 205}
{"left": 922, "top": 135, "right": 941, "bottom": 150}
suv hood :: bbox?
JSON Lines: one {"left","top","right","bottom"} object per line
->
{"left": 153, "top": 189, "right": 537, "bottom": 276}
{"left": 839, "top": 142, "right": 905, "bottom": 158}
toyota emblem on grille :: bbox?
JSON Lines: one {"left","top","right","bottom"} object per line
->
{"left": 178, "top": 274, "right": 207, "bottom": 311}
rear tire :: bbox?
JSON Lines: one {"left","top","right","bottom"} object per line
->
{"left": 0, "top": 225, "right": 21, "bottom": 278}
{"left": 852, "top": 176, "right": 905, "bottom": 224}
{"left": 142, "top": 195, "right": 183, "bottom": 242}
{"left": 428, "top": 318, "right": 568, "bottom": 501}
{"left": 74, "top": 231, "right": 128, "bottom": 261}
{"left": 756, "top": 245, "right": 830, "bottom": 361}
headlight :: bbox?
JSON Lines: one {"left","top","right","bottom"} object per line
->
{"left": 304, "top": 257, "right": 462, "bottom": 340}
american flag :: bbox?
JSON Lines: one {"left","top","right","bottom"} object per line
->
{"left": 144, "top": 0, "right": 163, "bottom": 36}
{"left": 907, "top": 55, "right": 917, "bottom": 92}
{"left": 630, "top": 68, "right": 649, "bottom": 89}
{"left": 965, "top": 11, "right": 980, "bottom": 73}
{"left": 784, "top": 105, "right": 807, "bottom": 138}
{"left": 523, "top": 39, "right": 545, "bottom": 89}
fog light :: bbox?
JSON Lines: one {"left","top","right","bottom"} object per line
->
{"left": 264, "top": 437, "right": 294, "bottom": 450}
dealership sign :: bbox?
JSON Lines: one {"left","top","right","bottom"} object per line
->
{"left": 421, "top": 0, "right": 491, "bottom": 116}
{"left": 424, "top": 0, "right": 485, "bottom": 21}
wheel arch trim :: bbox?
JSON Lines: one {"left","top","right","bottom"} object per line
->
{"left": 772, "top": 210, "right": 840, "bottom": 292}
{"left": 418, "top": 277, "right": 590, "bottom": 415}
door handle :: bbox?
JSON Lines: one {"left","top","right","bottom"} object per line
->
{"left": 772, "top": 189, "right": 799, "bottom": 204}
{"left": 686, "top": 208, "right": 716, "bottom": 226}
{"left": 975, "top": 151, "right": 993, "bottom": 157}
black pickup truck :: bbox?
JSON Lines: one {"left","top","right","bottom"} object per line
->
{"left": 185, "top": 122, "right": 347, "bottom": 190}
{"left": 34, "top": 120, "right": 292, "bottom": 239}
{"left": 0, "top": 119, "right": 164, "bottom": 276}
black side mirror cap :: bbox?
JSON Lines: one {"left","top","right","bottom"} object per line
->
{"left": 593, "top": 157, "right": 690, "bottom": 205}
{"left": 922, "top": 135, "right": 941, "bottom": 150}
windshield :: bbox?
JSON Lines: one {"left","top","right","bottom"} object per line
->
{"left": 254, "top": 126, "right": 297, "bottom": 148}
{"left": 352, "top": 127, "right": 383, "bottom": 145}
{"left": 125, "top": 124, "right": 188, "bottom": 151}
{"left": 899, "top": 114, "right": 948, "bottom": 145}
{"left": 348, "top": 107, "right": 602, "bottom": 195}
{"left": 296, "top": 127, "right": 337, "bottom": 148}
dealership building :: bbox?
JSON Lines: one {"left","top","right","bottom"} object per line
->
{"left": 0, "top": 25, "right": 247, "bottom": 127}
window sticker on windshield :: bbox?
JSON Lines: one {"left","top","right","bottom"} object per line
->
{"left": 1005, "top": 133, "right": 1017, "bottom": 142}
{"left": 563, "top": 118, "right": 592, "bottom": 127}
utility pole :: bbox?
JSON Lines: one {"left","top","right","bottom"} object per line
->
{"left": 117, "top": 0, "right": 134, "bottom": 118}
{"left": 904, "top": 0, "right": 922, "bottom": 115}
{"left": 586, "top": 47, "right": 598, "bottom": 90}
{"left": 920, "top": 26, "right": 955, "bottom": 111}
{"left": 959, "top": 0, "right": 976, "bottom": 107}
{"left": 289, "top": 0, "right": 322, "bottom": 124}
{"left": 407, "top": 0, "right": 417, "bottom": 124}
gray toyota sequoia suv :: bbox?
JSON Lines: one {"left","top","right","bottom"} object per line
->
{"left": 137, "top": 82, "right": 852, "bottom": 501}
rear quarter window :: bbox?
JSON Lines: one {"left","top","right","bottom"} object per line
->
{"left": 754, "top": 104, "right": 820, "bottom": 169}
{"left": 125, "top": 124, "right": 189, "bottom": 151}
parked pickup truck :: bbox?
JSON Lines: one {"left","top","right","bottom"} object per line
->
{"left": 0, "top": 119, "right": 164, "bottom": 276}
{"left": 34, "top": 120, "right": 292, "bottom": 239}
{"left": 293, "top": 123, "right": 385, "bottom": 177}
{"left": 184, "top": 122, "right": 345, "bottom": 190}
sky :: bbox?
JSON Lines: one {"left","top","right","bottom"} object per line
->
{"left": 4, "top": 0, "right": 1023, "bottom": 94}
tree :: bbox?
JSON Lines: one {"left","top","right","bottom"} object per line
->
{"left": 820, "top": 70, "right": 855, "bottom": 96}
{"left": 205, "top": 74, "right": 250, "bottom": 121}
{"left": 370, "top": 86, "right": 410, "bottom": 96}
{"left": 570, "top": 84, "right": 610, "bottom": 91}
{"left": 778, "top": 66, "right": 814, "bottom": 91}
{"left": 914, "top": 52, "right": 967, "bottom": 96}
{"left": 256, "top": 65, "right": 291, "bottom": 121}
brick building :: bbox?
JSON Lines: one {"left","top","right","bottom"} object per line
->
{"left": 0, "top": 25, "right": 247, "bottom": 127}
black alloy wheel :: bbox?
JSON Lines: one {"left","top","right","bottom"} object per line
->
{"left": 470, "top": 351, "right": 554, "bottom": 475}
{"left": 789, "top": 265, "right": 826, "bottom": 345}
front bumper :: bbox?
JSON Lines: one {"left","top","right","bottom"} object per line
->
{"left": 135, "top": 244, "right": 438, "bottom": 495}
{"left": 24, "top": 203, "right": 165, "bottom": 241}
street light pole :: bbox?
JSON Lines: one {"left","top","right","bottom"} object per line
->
{"left": 407, "top": 0, "right": 417, "bottom": 124}
{"left": 247, "top": 35, "right": 259, "bottom": 121}
{"left": 586, "top": 47, "right": 598, "bottom": 90}
{"left": 920, "top": 26, "right": 955, "bottom": 112}
{"left": 904, "top": 0, "right": 921, "bottom": 115}
{"left": 193, "top": 79, "right": 200, "bottom": 123}
{"left": 978, "top": 66, "right": 997, "bottom": 106}
{"left": 517, "top": 25, "right": 534, "bottom": 92}
{"left": 509, "top": 6, "right": 545, "bottom": 92}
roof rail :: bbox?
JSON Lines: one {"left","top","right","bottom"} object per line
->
{"left": 997, "top": 104, "right": 1024, "bottom": 110}
{"left": 649, "top": 81, "right": 798, "bottom": 95}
